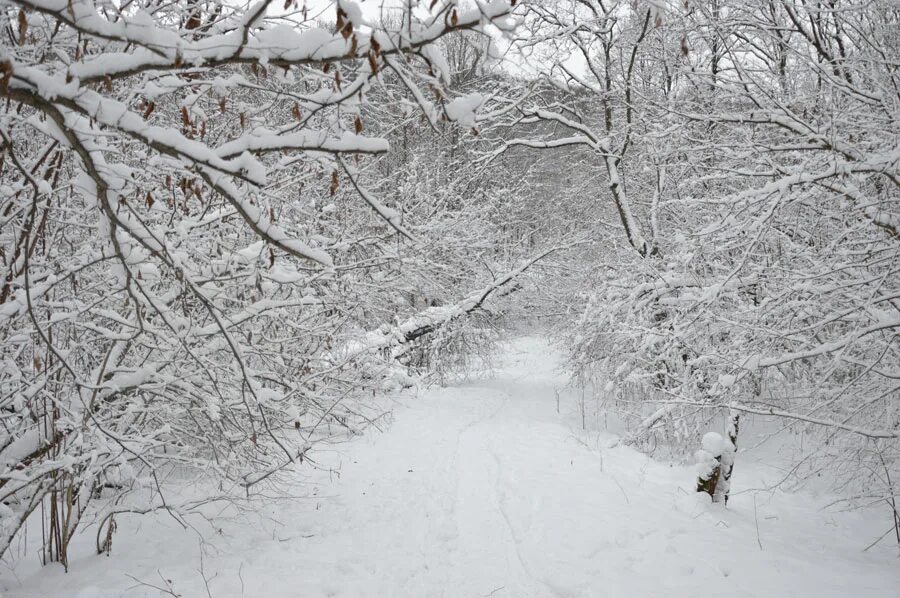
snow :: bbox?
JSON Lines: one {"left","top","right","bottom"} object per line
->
{"left": 0, "top": 429, "right": 41, "bottom": 466}
{"left": 445, "top": 92, "right": 485, "bottom": 126}
{"left": 718, "top": 373, "right": 736, "bottom": 387}
{"left": 1, "top": 337, "right": 897, "bottom": 597}
{"left": 338, "top": 0, "right": 364, "bottom": 27}
{"left": 701, "top": 431, "right": 726, "bottom": 456}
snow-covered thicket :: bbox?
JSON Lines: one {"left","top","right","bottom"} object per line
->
{"left": 503, "top": 0, "right": 897, "bottom": 520}
{"left": 0, "top": 0, "right": 534, "bottom": 566}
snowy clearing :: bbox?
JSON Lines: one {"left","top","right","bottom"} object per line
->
{"left": 3, "top": 337, "right": 896, "bottom": 598}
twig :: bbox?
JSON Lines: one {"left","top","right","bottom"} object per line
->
{"left": 753, "top": 494, "right": 763, "bottom": 550}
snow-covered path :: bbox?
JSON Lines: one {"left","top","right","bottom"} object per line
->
{"left": 4, "top": 337, "right": 898, "bottom": 597}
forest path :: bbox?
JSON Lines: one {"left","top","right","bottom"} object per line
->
{"left": 4, "top": 337, "right": 898, "bottom": 597}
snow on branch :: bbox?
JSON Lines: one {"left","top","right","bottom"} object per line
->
{"left": 363, "top": 242, "right": 584, "bottom": 356}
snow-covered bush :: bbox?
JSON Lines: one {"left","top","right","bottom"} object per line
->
{"left": 508, "top": 0, "right": 899, "bottom": 521}
{"left": 0, "top": 0, "right": 519, "bottom": 566}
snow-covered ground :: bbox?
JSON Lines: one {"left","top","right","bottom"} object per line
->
{"left": 2, "top": 337, "right": 897, "bottom": 597}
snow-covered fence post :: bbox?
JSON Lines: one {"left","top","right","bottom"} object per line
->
{"left": 696, "top": 414, "right": 739, "bottom": 503}
{"left": 696, "top": 432, "right": 724, "bottom": 499}
{"left": 715, "top": 412, "right": 740, "bottom": 505}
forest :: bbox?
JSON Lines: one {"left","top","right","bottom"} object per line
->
{"left": 0, "top": 0, "right": 897, "bottom": 595}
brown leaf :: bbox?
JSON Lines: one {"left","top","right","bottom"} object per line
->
{"left": 145, "top": 191, "right": 155, "bottom": 208}
{"left": 143, "top": 101, "right": 156, "bottom": 119}
{"left": 291, "top": 103, "right": 302, "bottom": 121}
{"left": 0, "top": 61, "right": 12, "bottom": 94}
{"left": 329, "top": 170, "right": 339, "bottom": 196}
{"left": 354, "top": 115, "right": 363, "bottom": 134}
{"left": 337, "top": 8, "right": 353, "bottom": 38}
{"left": 451, "top": 9, "right": 458, "bottom": 27}
{"left": 18, "top": 10, "right": 27, "bottom": 45}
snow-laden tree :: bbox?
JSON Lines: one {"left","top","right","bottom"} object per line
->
{"left": 502, "top": 0, "right": 898, "bottom": 517}
{"left": 0, "top": 0, "right": 521, "bottom": 566}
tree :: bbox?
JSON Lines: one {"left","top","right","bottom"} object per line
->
{"left": 0, "top": 0, "right": 518, "bottom": 565}
{"left": 507, "top": 0, "right": 899, "bottom": 520}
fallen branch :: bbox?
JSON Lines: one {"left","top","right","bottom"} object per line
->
{"left": 364, "top": 241, "right": 584, "bottom": 356}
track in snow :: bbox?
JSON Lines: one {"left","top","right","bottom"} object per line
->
{"left": 3, "top": 337, "right": 898, "bottom": 597}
